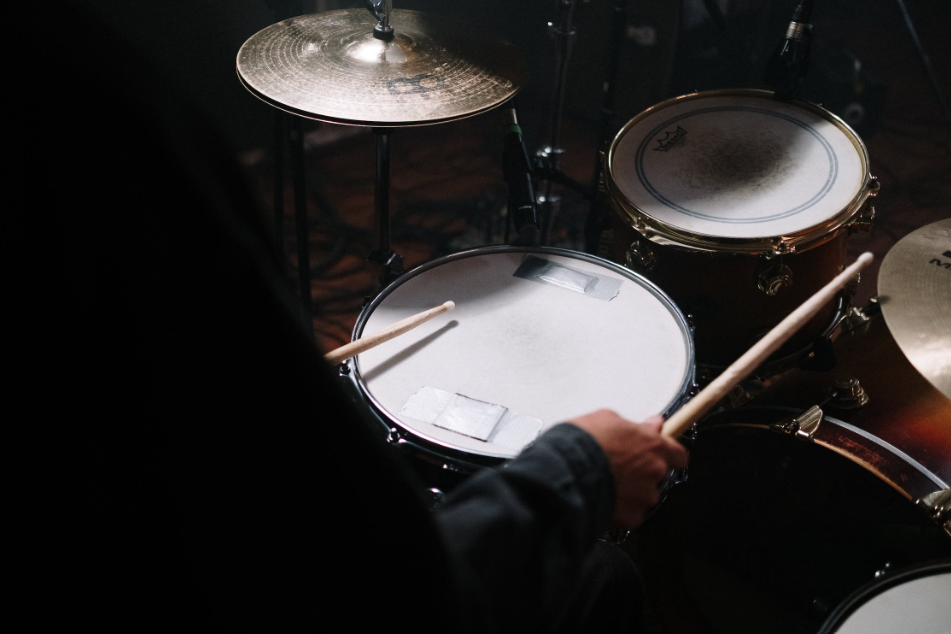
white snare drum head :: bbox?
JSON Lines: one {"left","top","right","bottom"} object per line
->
{"left": 354, "top": 248, "right": 692, "bottom": 459}
{"left": 829, "top": 571, "right": 951, "bottom": 634}
{"left": 610, "top": 92, "right": 866, "bottom": 239}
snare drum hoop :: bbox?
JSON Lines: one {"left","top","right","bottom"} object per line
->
{"left": 817, "top": 560, "right": 951, "bottom": 634}
{"left": 605, "top": 89, "right": 873, "bottom": 255}
{"left": 349, "top": 246, "right": 697, "bottom": 463}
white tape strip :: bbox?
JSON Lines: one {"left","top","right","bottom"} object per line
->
{"left": 399, "top": 386, "right": 543, "bottom": 451}
{"left": 513, "top": 255, "right": 621, "bottom": 301}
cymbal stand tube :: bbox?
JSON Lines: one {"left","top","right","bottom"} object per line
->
{"left": 538, "top": 0, "right": 579, "bottom": 244}
{"left": 369, "top": 127, "right": 403, "bottom": 284}
{"left": 290, "top": 117, "right": 314, "bottom": 334}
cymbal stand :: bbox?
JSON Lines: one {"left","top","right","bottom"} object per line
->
{"left": 536, "top": 0, "right": 579, "bottom": 244}
{"left": 368, "top": 128, "right": 403, "bottom": 285}
{"left": 365, "top": 1, "right": 403, "bottom": 286}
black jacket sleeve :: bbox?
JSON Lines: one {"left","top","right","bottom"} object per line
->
{"left": 437, "top": 424, "right": 616, "bottom": 633}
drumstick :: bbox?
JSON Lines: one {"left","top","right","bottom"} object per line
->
{"left": 324, "top": 301, "right": 456, "bottom": 365}
{"left": 661, "top": 252, "right": 874, "bottom": 438}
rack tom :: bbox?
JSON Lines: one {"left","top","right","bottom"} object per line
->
{"left": 604, "top": 89, "right": 878, "bottom": 370}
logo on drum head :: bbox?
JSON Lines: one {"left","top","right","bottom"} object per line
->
{"left": 652, "top": 126, "right": 687, "bottom": 152}
{"left": 930, "top": 252, "right": 951, "bottom": 270}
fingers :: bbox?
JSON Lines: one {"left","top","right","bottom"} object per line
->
{"left": 639, "top": 415, "right": 688, "bottom": 470}
{"left": 661, "top": 435, "right": 689, "bottom": 470}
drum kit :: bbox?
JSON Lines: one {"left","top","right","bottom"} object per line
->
{"left": 238, "top": 3, "right": 949, "bottom": 632}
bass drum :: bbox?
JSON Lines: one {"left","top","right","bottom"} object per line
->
{"left": 625, "top": 311, "right": 951, "bottom": 634}
{"left": 344, "top": 246, "right": 695, "bottom": 485}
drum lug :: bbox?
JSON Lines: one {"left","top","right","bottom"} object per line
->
{"left": 624, "top": 237, "right": 657, "bottom": 271}
{"left": 770, "top": 405, "right": 823, "bottom": 441}
{"left": 386, "top": 427, "right": 402, "bottom": 444}
{"left": 829, "top": 376, "right": 870, "bottom": 409}
{"left": 916, "top": 489, "right": 951, "bottom": 537}
{"left": 849, "top": 204, "right": 876, "bottom": 234}
{"left": 337, "top": 362, "right": 351, "bottom": 376}
{"left": 756, "top": 260, "right": 794, "bottom": 296}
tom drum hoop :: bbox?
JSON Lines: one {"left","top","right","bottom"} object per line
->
{"left": 346, "top": 246, "right": 695, "bottom": 481}
{"left": 818, "top": 560, "right": 951, "bottom": 634}
{"left": 604, "top": 89, "right": 878, "bottom": 371}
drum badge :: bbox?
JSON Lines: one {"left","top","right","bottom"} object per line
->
{"left": 653, "top": 126, "right": 687, "bottom": 151}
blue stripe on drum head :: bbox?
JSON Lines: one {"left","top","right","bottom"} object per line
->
{"left": 633, "top": 106, "right": 838, "bottom": 224}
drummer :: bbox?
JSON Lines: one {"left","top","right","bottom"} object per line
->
{"left": 21, "top": 3, "right": 687, "bottom": 633}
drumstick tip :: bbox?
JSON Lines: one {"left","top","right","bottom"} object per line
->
{"left": 855, "top": 252, "right": 874, "bottom": 268}
{"left": 443, "top": 301, "right": 455, "bottom": 311}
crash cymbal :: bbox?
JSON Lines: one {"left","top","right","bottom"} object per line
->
{"left": 877, "top": 218, "right": 951, "bottom": 398}
{"left": 236, "top": 9, "right": 526, "bottom": 127}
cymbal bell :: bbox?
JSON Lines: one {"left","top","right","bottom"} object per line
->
{"left": 236, "top": 9, "right": 526, "bottom": 127}
{"left": 877, "top": 218, "right": 951, "bottom": 399}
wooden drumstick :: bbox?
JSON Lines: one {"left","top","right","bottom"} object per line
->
{"left": 661, "top": 252, "right": 874, "bottom": 438}
{"left": 324, "top": 301, "right": 456, "bottom": 365}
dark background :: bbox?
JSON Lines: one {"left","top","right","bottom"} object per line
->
{"left": 77, "top": 0, "right": 950, "bottom": 347}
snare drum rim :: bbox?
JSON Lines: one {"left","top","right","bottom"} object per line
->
{"left": 816, "top": 559, "right": 951, "bottom": 634}
{"left": 604, "top": 89, "right": 873, "bottom": 255}
{"left": 349, "top": 245, "right": 697, "bottom": 461}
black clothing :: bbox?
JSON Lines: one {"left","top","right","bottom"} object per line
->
{"left": 15, "top": 4, "right": 634, "bottom": 631}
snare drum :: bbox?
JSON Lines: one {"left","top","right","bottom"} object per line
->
{"left": 604, "top": 89, "right": 878, "bottom": 370}
{"left": 345, "top": 247, "right": 695, "bottom": 482}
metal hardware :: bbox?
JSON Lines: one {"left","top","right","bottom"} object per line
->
{"left": 426, "top": 487, "right": 446, "bottom": 509}
{"left": 829, "top": 376, "right": 870, "bottom": 409}
{"left": 624, "top": 238, "right": 657, "bottom": 271}
{"left": 386, "top": 427, "right": 402, "bottom": 444}
{"left": 757, "top": 259, "right": 794, "bottom": 296}
{"left": 365, "top": 0, "right": 394, "bottom": 40}
{"left": 916, "top": 489, "right": 951, "bottom": 537}
{"left": 849, "top": 204, "right": 876, "bottom": 234}
{"left": 770, "top": 405, "right": 823, "bottom": 441}
{"left": 843, "top": 271, "right": 862, "bottom": 298}
{"left": 839, "top": 304, "right": 870, "bottom": 333}
{"left": 873, "top": 561, "right": 892, "bottom": 579}
{"left": 337, "top": 363, "right": 351, "bottom": 376}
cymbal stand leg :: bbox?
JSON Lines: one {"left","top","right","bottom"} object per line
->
{"left": 273, "top": 111, "right": 286, "bottom": 257}
{"left": 368, "top": 127, "right": 403, "bottom": 286}
{"left": 537, "top": 0, "right": 579, "bottom": 244}
{"left": 290, "top": 116, "right": 314, "bottom": 336}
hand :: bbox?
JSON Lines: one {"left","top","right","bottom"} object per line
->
{"left": 569, "top": 410, "right": 688, "bottom": 528}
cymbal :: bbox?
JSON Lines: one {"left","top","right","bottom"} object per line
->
{"left": 877, "top": 218, "right": 951, "bottom": 398}
{"left": 236, "top": 9, "right": 526, "bottom": 127}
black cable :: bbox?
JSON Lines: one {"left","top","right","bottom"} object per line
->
{"left": 896, "top": 0, "right": 951, "bottom": 128}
